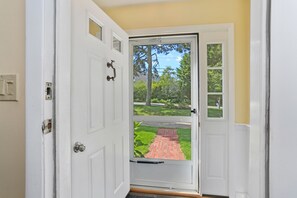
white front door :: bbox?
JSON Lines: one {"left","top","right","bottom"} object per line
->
{"left": 71, "top": 0, "right": 130, "bottom": 197}
{"left": 130, "top": 35, "right": 199, "bottom": 191}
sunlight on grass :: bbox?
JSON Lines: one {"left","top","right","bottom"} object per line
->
{"left": 134, "top": 105, "right": 190, "bottom": 116}
{"left": 177, "top": 128, "right": 191, "bottom": 160}
{"left": 208, "top": 108, "right": 223, "bottom": 118}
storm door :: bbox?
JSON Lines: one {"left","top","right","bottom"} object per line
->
{"left": 130, "top": 35, "right": 199, "bottom": 191}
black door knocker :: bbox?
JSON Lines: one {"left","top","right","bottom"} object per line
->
{"left": 107, "top": 60, "right": 116, "bottom": 81}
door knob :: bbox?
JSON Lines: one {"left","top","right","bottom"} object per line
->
{"left": 73, "top": 142, "right": 86, "bottom": 153}
{"left": 191, "top": 108, "right": 197, "bottom": 114}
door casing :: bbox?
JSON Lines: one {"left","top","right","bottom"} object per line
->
{"left": 127, "top": 24, "right": 235, "bottom": 195}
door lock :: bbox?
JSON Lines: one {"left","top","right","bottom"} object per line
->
{"left": 73, "top": 142, "right": 86, "bottom": 153}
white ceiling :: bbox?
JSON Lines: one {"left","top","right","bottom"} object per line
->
{"left": 93, "top": 0, "right": 187, "bottom": 8}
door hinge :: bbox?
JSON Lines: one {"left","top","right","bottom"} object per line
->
{"left": 45, "top": 82, "right": 53, "bottom": 100}
{"left": 42, "top": 119, "right": 52, "bottom": 134}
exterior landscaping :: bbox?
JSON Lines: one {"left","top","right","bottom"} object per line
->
{"left": 133, "top": 122, "right": 191, "bottom": 160}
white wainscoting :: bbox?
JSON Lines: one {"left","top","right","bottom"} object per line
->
{"left": 229, "top": 124, "right": 250, "bottom": 198}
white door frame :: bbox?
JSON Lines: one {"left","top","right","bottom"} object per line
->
{"left": 26, "top": 0, "right": 46, "bottom": 197}
{"left": 26, "top": 0, "right": 73, "bottom": 197}
{"left": 26, "top": 0, "right": 57, "bottom": 197}
{"left": 249, "top": 0, "right": 269, "bottom": 197}
{"left": 127, "top": 24, "right": 235, "bottom": 195}
{"left": 55, "top": 0, "right": 72, "bottom": 198}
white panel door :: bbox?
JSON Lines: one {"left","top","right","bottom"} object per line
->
{"left": 71, "top": 0, "right": 130, "bottom": 198}
{"left": 200, "top": 31, "right": 229, "bottom": 196}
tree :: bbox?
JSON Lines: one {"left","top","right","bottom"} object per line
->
{"left": 133, "top": 43, "right": 190, "bottom": 106}
{"left": 207, "top": 44, "right": 222, "bottom": 67}
{"left": 133, "top": 45, "right": 159, "bottom": 106}
{"left": 176, "top": 53, "right": 191, "bottom": 103}
{"left": 158, "top": 66, "right": 178, "bottom": 101}
{"left": 207, "top": 70, "right": 222, "bottom": 92}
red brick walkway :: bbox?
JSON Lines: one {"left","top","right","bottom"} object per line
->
{"left": 145, "top": 128, "right": 185, "bottom": 160}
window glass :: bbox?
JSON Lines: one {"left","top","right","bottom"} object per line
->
{"left": 89, "top": 18, "right": 102, "bottom": 40}
{"left": 113, "top": 36, "right": 122, "bottom": 52}
{"left": 207, "top": 43, "right": 224, "bottom": 118}
{"left": 207, "top": 44, "right": 222, "bottom": 67}
{"left": 207, "top": 94, "right": 223, "bottom": 118}
{"left": 207, "top": 69, "right": 222, "bottom": 93}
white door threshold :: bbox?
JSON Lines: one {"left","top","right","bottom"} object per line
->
{"left": 130, "top": 185, "right": 201, "bottom": 197}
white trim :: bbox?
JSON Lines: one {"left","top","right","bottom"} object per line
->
{"left": 128, "top": 23, "right": 235, "bottom": 195}
{"left": 55, "top": 0, "right": 72, "bottom": 198}
{"left": 26, "top": 0, "right": 45, "bottom": 197}
{"left": 26, "top": 0, "right": 56, "bottom": 197}
{"left": 248, "top": 0, "right": 268, "bottom": 197}
{"left": 231, "top": 124, "right": 250, "bottom": 198}
{"left": 227, "top": 24, "right": 237, "bottom": 198}
{"left": 127, "top": 24, "right": 235, "bottom": 37}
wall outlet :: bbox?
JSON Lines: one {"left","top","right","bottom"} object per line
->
{"left": 0, "top": 74, "right": 18, "bottom": 101}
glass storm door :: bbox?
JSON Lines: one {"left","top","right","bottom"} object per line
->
{"left": 129, "top": 35, "right": 199, "bottom": 190}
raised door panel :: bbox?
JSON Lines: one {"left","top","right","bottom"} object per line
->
{"left": 88, "top": 54, "right": 105, "bottom": 133}
{"left": 89, "top": 148, "right": 106, "bottom": 198}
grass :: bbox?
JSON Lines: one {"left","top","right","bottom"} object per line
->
{"left": 134, "top": 105, "right": 190, "bottom": 116}
{"left": 176, "top": 128, "right": 191, "bottom": 160}
{"left": 208, "top": 108, "right": 223, "bottom": 118}
{"left": 134, "top": 125, "right": 158, "bottom": 158}
{"left": 134, "top": 104, "right": 223, "bottom": 118}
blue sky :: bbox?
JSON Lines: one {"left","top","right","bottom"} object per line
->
{"left": 154, "top": 50, "right": 184, "bottom": 75}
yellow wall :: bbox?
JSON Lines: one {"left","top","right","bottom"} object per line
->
{"left": 105, "top": 0, "right": 250, "bottom": 123}
{"left": 0, "top": 1, "right": 25, "bottom": 198}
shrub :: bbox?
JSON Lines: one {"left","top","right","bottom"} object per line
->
{"left": 134, "top": 81, "right": 147, "bottom": 102}
{"left": 151, "top": 98, "right": 159, "bottom": 103}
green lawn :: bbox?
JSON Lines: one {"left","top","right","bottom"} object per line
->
{"left": 134, "top": 104, "right": 222, "bottom": 118}
{"left": 177, "top": 128, "right": 191, "bottom": 160}
{"left": 134, "top": 125, "right": 158, "bottom": 158}
{"left": 134, "top": 105, "right": 190, "bottom": 116}
{"left": 208, "top": 108, "right": 223, "bottom": 118}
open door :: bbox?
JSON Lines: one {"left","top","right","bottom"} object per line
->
{"left": 71, "top": 0, "right": 130, "bottom": 197}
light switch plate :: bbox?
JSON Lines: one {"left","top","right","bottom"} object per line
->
{"left": 0, "top": 74, "right": 18, "bottom": 101}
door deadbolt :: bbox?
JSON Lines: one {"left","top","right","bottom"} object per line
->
{"left": 73, "top": 142, "right": 86, "bottom": 153}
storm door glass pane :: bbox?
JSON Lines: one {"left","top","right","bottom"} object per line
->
{"left": 133, "top": 42, "right": 192, "bottom": 161}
